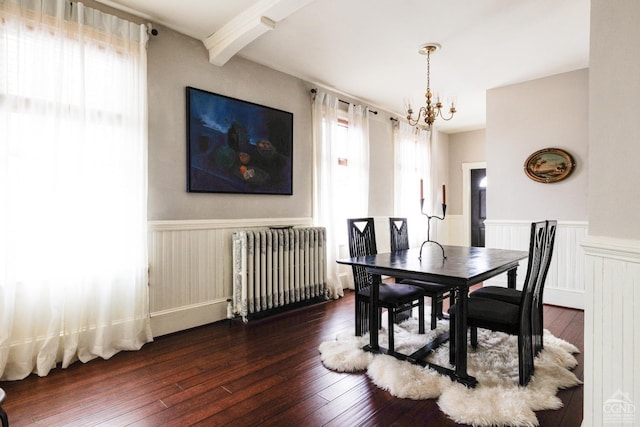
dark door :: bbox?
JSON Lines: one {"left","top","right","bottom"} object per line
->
{"left": 471, "top": 168, "right": 486, "bottom": 247}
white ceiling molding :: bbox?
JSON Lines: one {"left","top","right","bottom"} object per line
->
{"left": 203, "top": 0, "right": 315, "bottom": 67}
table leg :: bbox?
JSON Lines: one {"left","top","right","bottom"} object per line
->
{"left": 452, "top": 287, "right": 477, "bottom": 387}
{"left": 507, "top": 267, "right": 517, "bottom": 289}
{"left": 454, "top": 287, "right": 468, "bottom": 377}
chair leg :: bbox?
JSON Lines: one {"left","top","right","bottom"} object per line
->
{"left": 430, "top": 296, "right": 437, "bottom": 330}
{"left": 470, "top": 326, "right": 478, "bottom": 348}
{"left": 449, "top": 315, "right": 456, "bottom": 365}
{"left": 418, "top": 299, "right": 425, "bottom": 334}
{"left": 518, "top": 333, "right": 535, "bottom": 386}
{"left": 438, "top": 300, "right": 445, "bottom": 318}
{"left": 388, "top": 310, "right": 395, "bottom": 352}
{"left": 355, "top": 300, "right": 363, "bottom": 336}
{"left": 537, "top": 305, "right": 545, "bottom": 353}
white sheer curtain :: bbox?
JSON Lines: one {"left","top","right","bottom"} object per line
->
{"left": 345, "top": 103, "right": 370, "bottom": 217}
{"left": 312, "top": 90, "right": 370, "bottom": 296}
{"left": 394, "top": 121, "right": 431, "bottom": 247}
{"left": 0, "top": 0, "right": 152, "bottom": 380}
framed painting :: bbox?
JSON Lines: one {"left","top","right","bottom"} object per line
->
{"left": 524, "top": 148, "right": 576, "bottom": 183}
{"left": 186, "top": 86, "right": 293, "bottom": 195}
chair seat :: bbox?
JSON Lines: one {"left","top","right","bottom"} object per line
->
{"left": 469, "top": 286, "right": 522, "bottom": 305}
{"left": 359, "top": 282, "right": 425, "bottom": 307}
{"left": 449, "top": 298, "right": 520, "bottom": 334}
{"left": 399, "top": 278, "right": 451, "bottom": 295}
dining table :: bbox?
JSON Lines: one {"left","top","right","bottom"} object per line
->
{"left": 337, "top": 244, "right": 528, "bottom": 388}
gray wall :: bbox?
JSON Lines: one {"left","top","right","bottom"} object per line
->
{"left": 589, "top": 0, "right": 640, "bottom": 239}
{"left": 486, "top": 69, "right": 589, "bottom": 221}
{"left": 147, "top": 27, "right": 313, "bottom": 221}
{"left": 145, "top": 22, "right": 400, "bottom": 221}
{"left": 447, "top": 129, "right": 486, "bottom": 215}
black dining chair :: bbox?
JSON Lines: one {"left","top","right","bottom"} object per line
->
{"left": 389, "top": 217, "right": 454, "bottom": 330}
{"left": 448, "top": 220, "right": 556, "bottom": 386}
{"left": 347, "top": 218, "right": 425, "bottom": 352}
{"left": 0, "top": 387, "right": 8, "bottom": 427}
{"left": 469, "top": 220, "right": 557, "bottom": 355}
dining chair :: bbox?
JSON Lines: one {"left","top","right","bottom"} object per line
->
{"left": 448, "top": 220, "right": 556, "bottom": 386}
{"left": 0, "top": 387, "right": 8, "bottom": 427}
{"left": 347, "top": 218, "right": 426, "bottom": 352}
{"left": 389, "top": 217, "right": 454, "bottom": 329}
{"left": 469, "top": 220, "right": 557, "bottom": 355}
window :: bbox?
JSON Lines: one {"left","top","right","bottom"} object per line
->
{"left": 0, "top": 0, "right": 151, "bottom": 380}
{"left": 331, "top": 113, "right": 368, "bottom": 244}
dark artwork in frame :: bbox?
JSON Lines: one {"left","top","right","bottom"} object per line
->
{"left": 186, "top": 86, "right": 293, "bottom": 195}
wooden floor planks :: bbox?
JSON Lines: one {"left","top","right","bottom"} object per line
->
{"left": 0, "top": 290, "right": 583, "bottom": 426}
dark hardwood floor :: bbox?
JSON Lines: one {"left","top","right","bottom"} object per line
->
{"left": 0, "top": 290, "right": 583, "bottom": 426}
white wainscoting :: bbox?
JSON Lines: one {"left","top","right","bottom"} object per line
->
{"left": 484, "top": 220, "right": 588, "bottom": 309}
{"left": 147, "top": 217, "right": 312, "bottom": 337}
{"left": 582, "top": 235, "right": 640, "bottom": 426}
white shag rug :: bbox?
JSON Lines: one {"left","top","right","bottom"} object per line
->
{"left": 318, "top": 313, "right": 581, "bottom": 427}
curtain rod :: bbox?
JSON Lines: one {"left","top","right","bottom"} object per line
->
{"left": 69, "top": 1, "right": 159, "bottom": 36}
{"left": 310, "top": 89, "right": 378, "bottom": 115}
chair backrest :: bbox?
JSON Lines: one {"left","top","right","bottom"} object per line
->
{"left": 533, "top": 220, "right": 557, "bottom": 303}
{"left": 518, "top": 221, "right": 547, "bottom": 327}
{"left": 531, "top": 220, "right": 557, "bottom": 354}
{"left": 389, "top": 217, "right": 409, "bottom": 252}
{"left": 516, "top": 221, "right": 547, "bottom": 380}
{"left": 347, "top": 218, "right": 379, "bottom": 291}
{"left": 519, "top": 221, "right": 547, "bottom": 301}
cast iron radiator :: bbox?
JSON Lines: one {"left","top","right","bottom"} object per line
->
{"left": 231, "top": 227, "right": 328, "bottom": 322}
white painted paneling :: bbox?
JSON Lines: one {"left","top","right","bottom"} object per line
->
{"left": 147, "top": 217, "right": 312, "bottom": 336}
{"left": 582, "top": 235, "right": 640, "bottom": 426}
{"left": 485, "top": 220, "right": 587, "bottom": 309}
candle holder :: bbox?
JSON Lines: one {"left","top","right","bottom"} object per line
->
{"left": 419, "top": 198, "right": 447, "bottom": 260}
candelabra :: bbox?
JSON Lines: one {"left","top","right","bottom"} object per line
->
{"left": 419, "top": 198, "right": 447, "bottom": 260}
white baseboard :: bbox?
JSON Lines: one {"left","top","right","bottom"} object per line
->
{"left": 544, "top": 288, "right": 584, "bottom": 310}
{"left": 150, "top": 299, "right": 229, "bottom": 337}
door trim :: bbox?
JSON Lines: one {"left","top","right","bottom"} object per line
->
{"left": 462, "top": 162, "right": 486, "bottom": 246}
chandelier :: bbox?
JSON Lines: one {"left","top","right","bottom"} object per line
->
{"left": 406, "top": 43, "right": 456, "bottom": 129}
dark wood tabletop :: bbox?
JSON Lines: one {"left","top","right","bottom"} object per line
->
{"left": 337, "top": 246, "right": 528, "bottom": 288}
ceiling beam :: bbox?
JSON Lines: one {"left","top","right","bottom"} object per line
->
{"left": 203, "top": 0, "right": 315, "bottom": 67}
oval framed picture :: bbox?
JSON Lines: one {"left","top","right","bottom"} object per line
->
{"left": 524, "top": 148, "right": 576, "bottom": 183}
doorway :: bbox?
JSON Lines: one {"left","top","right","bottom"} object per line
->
{"left": 470, "top": 168, "right": 486, "bottom": 247}
{"left": 461, "top": 162, "right": 486, "bottom": 247}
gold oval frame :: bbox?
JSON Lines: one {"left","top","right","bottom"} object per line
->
{"left": 524, "top": 148, "right": 576, "bottom": 183}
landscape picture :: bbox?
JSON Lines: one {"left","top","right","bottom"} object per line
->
{"left": 186, "top": 86, "right": 293, "bottom": 195}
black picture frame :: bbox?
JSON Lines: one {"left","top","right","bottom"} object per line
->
{"left": 186, "top": 86, "right": 293, "bottom": 195}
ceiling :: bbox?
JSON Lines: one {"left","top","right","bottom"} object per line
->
{"left": 96, "top": 0, "right": 590, "bottom": 133}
